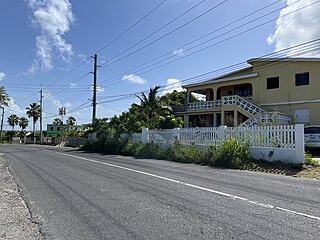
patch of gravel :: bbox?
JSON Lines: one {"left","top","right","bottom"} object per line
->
{"left": 0, "top": 156, "right": 42, "bottom": 240}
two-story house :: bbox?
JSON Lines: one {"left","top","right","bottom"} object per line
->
{"left": 174, "top": 58, "right": 320, "bottom": 128}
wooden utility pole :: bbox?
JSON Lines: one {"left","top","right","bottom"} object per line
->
{"left": 92, "top": 54, "right": 98, "bottom": 124}
{"left": 40, "top": 90, "right": 43, "bottom": 145}
{"left": 0, "top": 107, "right": 4, "bottom": 142}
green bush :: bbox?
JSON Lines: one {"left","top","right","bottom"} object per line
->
{"left": 166, "top": 143, "right": 211, "bottom": 164}
{"left": 81, "top": 136, "right": 252, "bottom": 170}
{"left": 212, "top": 138, "right": 251, "bottom": 169}
{"left": 135, "top": 143, "right": 165, "bottom": 159}
{"left": 304, "top": 153, "right": 319, "bottom": 166}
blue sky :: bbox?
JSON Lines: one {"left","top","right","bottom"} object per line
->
{"left": 1, "top": 0, "right": 320, "bottom": 131}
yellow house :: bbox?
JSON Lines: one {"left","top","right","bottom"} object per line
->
{"left": 175, "top": 58, "right": 320, "bottom": 128}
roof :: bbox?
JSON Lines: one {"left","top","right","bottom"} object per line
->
{"left": 183, "top": 58, "right": 320, "bottom": 89}
{"left": 183, "top": 66, "right": 253, "bottom": 88}
{"left": 248, "top": 57, "right": 320, "bottom": 64}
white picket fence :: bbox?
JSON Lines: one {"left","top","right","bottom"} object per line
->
{"left": 133, "top": 125, "right": 305, "bottom": 164}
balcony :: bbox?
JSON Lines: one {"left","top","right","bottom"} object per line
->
{"left": 188, "top": 100, "right": 221, "bottom": 112}
{"left": 172, "top": 100, "right": 222, "bottom": 114}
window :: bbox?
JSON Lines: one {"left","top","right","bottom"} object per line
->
{"left": 295, "top": 72, "right": 309, "bottom": 86}
{"left": 50, "top": 127, "right": 53, "bottom": 131}
{"left": 267, "top": 77, "right": 279, "bottom": 89}
{"left": 57, "top": 127, "right": 60, "bottom": 131}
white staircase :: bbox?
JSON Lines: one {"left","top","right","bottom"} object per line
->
{"left": 222, "top": 95, "right": 291, "bottom": 127}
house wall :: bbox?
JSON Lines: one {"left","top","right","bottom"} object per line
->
{"left": 184, "top": 60, "right": 320, "bottom": 126}
{"left": 46, "top": 124, "right": 84, "bottom": 138}
{"left": 253, "top": 61, "right": 320, "bottom": 125}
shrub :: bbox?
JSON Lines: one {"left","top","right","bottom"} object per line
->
{"left": 135, "top": 143, "right": 165, "bottom": 159}
{"left": 212, "top": 138, "right": 251, "bottom": 169}
{"left": 166, "top": 143, "right": 211, "bottom": 164}
{"left": 304, "top": 153, "right": 319, "bottom": 166}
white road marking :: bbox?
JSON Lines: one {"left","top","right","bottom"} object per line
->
{"left": 55, "top": 151, "right": 320, "bottom": 221}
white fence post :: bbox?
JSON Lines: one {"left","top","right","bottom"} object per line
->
{"left": 173, "top": 128, "right": 180, "bottom": 142}
{"left": 294, "top": 124, "right": 305, "bottom": 164}
{"left": 142, "top": 128, "right": 149, "bottom": 144}
{"left": 219, "top": 126, "right": 227, "bottom": 142}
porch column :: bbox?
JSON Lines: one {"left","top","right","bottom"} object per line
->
{"left": 213, "top": 88, "right": 217, "bottom": 101}
{"left": 234, "top": 110, "right": 238, "bottom": 127}
{"left": 184, "top": 114, "right": 189, "bottom": 128}
{"left": 185, "top": 91, "right": 190, "bottom": 105}
{"left": 221, "top": 111, "right": 225, "bottom": 126}
{"left": 213, "top": 113, "right": 217, "bottom": 127}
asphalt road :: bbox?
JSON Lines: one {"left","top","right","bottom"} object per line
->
{"left": 1, "top": 145, "right": 320, "bottom": 240}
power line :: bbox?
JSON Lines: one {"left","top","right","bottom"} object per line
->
{"left": 98, "top": 0, "right": 317, "bottom": 88}
{"left": 96, "top": 0, "right": 169, "bottom": 53}
{"left": 96, "top": 0, "right": 296, "bottom": 87}
{"left": 11, "top": 1, "right": 169, "bottom": 109}
{"left": 44, "top": 101, "right": 92, "bottom": 119}
{"left": 99, "top": 0, "right": 229, "bottom": 69}
{"left": 95, "top": 39, "right": 320, "bottom": 106}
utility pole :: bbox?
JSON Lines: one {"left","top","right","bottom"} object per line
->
{"left": 40, "top": 90, "right": 43, "bottom": 145}
{"left": 0, "top": 107, "right": 4, "bottom": 142}
{"left": 91, "top": 54, "right": 98, "bottom": 124}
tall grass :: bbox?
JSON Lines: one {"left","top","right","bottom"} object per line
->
{"left": 81, "top": 137, "right": 252, "bottom": 169}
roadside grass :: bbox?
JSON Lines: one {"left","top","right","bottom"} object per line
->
{"left": 80, "top": 138, "right": 320, "bottom": 180}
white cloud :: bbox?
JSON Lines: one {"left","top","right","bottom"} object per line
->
{"left": 122, "top": 74, "right": 147, "bottom": 85}
{"left": 43, "top": 91, "right": 71, "bottom": 110}
{"left": 162, "top": 78, "right": 184, "bottom": 95}
{"left": 0, "top": 72, "right": 6, "bottom": 81}
{"left": 267, "top": 0, "right": 320, "bottom": 57}
{"left": 27, "top": 0, "right": 75, "bottom": 73}
{"left": 173, "top": 48, "right": 184, "bottom": 55}
{"left": 7, "top": 98, "right": 24, "bottom": 115}
{"left": 69, "top": 82, "right": 77, "bottom": 88}
{"left": 77, "top": 53, "right": 87, "bottom": 61}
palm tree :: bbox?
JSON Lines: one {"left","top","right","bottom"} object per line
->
{"left": 134, "top": 86, "right": 171, "bottom": 128}
{"left": 66, "top": 116, "right": 76, "bottom": 125}
{"left": 52, "top": 118, "right": 63, "bottom": 125}
{"left": 19, "top": 117, "right": 28, "bottom": 131}
{"left": 26, "top": 103, "right": 41, "bottom": 143}
{"left": 7, "top": 114, "right": 19, "bottom": 130}
{"left": 0, "top": 86, "right": 10, "bottom": 107}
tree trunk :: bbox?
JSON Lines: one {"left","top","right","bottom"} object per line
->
{"left": 33, "top": 119, "right": 36, "bottom": 144}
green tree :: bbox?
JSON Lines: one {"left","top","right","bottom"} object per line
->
{"left": 0, "top": 86, "right": 10, "bottom": 107}
{"left": 66, "top": 116, "right": 76, "bottom": 125}
{"left": 160, "top": 90, "right": 186, "bottom": 106}
{"left": 158, "top": 115, "right": 183, "bottom": 129}
{"left": 19, "top": 117, "right": 28, "bottom": 131}
{"left": 7, "top": 114, "right": 19, "bottom": 130}
{"left": 26, "top": 103, "right": 41, "bottom": 143}
{"left": 134, "top": 86, "right": 171, "bottom": 129}
{"left": 52, "top": 118, "right": 63, "bottom": 125}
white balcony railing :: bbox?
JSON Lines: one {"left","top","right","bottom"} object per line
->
{"left": 188, "top": 101, "right": 219, "bottom": 111}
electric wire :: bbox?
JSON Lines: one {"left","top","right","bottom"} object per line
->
{"left": 96, "top": 0, "right": 169, "bottom": 53}
{"left": 99, "top": 0, "right": 313, "bottom": 88}
{"left": 99, "top": 0, "right": 229, "bottom": 69}
{"left": 95, "top": 39, "right": 320, "bottom": 106}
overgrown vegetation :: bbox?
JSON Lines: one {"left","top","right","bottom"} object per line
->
{"left": 81, "top": 137, "right": 252, "bottom": 169}
{"left": 304, "top": 152, "right": 319, "bottom": 166}
{"left": 80, "top": 86, "right": 319, "bottom": 180}
{"left": 211, "top": 139, "right": 251, "bottom": 169}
